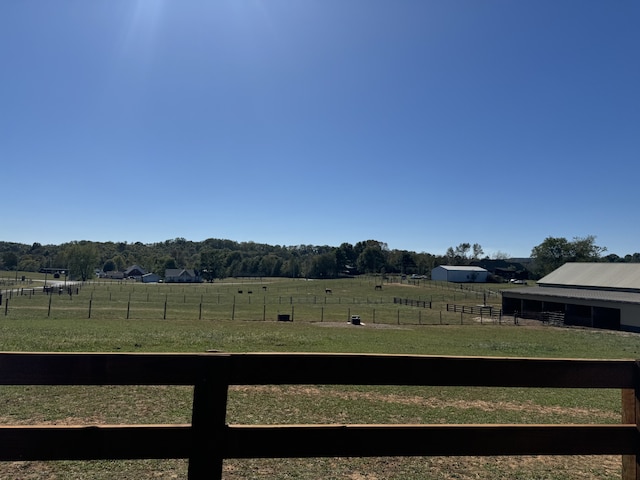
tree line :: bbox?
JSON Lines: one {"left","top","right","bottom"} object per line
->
{"left": 0, "top": 235, "right": 637, "bottom": 281}
{"left": 0, "top": 239, "right": 439, "bottom": 281}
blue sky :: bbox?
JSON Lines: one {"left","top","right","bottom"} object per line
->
{"left": 2, "top": 1, "right": 638, "bottom": 258}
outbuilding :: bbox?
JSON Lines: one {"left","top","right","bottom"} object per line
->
{"left": 141, "top": 273, "right": 160, "bottom": 283}
{"left": 501, "top": 262, "right": 640, "bottom": 332}
{"left": 164, "top": 269, "right": 202, "bottom": 283}
{"left": 431, "top": 265, "right": 489, "bottom": 283}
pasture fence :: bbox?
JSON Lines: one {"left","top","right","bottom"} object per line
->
{"left": 0, "top": 352, "right": 638, "bottom": 479}
{"left": 393, "top": 297, "right": 432, "bottom": 308}
{"left": 516, "top": 309, "right": 566, "bottom": 326}
{"left": 446, "top": 303, "right": 504, "bottom": 323}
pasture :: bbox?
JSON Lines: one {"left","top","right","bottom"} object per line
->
{"left": 1, "top": 276, "right": 504, "bottom": 325}
{"left": 0, "top": 276, "right": 639, "bottom": 479}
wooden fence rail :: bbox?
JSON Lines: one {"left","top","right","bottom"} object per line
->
{"left": 393, "top": 297, "right": 431, "bottom": 308}
{"left": 0, "top": 352, "right": 638, "bottom": 479}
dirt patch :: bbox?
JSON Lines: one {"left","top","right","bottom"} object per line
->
{"left": 230, "top": 385, "right": 617, "bottom": 421}
{"left": 312, "top": 321, "right": 413, "bottom": 330}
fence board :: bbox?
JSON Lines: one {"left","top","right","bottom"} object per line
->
{"left": 0, "top": 425, "right": 191, "bottom": 460}
{"left": 227, "top": 353, "right": 636, "bottom": 388}
{"left": 225, "top": 424, "right": 639, "bottom": 457}
{"left": 0, "top": 352, "right": 229, "bottom": 385}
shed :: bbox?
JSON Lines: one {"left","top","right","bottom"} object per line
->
{"left": 141, "top": 273, "right": 160, "bottom": 283}
{"left": 431, "top": 265, "right": 489, "bottom": 283}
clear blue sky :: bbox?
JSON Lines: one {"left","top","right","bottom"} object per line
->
{"left": 2, "top": 1, "right": 638, "bottom": 258}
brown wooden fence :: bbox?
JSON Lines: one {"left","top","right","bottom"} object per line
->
{"left": 0, "top": 352, "right": 638, "bottom": 479}
{"left": 393, "top": 297, "right": 431, "bottom": 308}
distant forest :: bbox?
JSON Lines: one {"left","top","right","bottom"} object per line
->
{"left": 0, "top": 237, "right": 638, "bottom": 281}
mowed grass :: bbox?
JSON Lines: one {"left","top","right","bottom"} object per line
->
{"left": 0, "top": 277, "right": 638, "bottom": 479}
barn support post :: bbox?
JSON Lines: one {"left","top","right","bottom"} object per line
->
{"left": 622, "top": 361, "right": 640, "bottom": 480}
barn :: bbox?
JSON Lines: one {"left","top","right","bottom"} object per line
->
{"left": 501, "top": 263, "right": 640, "bottom": 332}
{"left": 431, "top": 265, "right": 489, "bottom": 283}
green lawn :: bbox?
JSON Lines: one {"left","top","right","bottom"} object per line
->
{"left": 0, "top": 277, "right": 636, "bottom": 479}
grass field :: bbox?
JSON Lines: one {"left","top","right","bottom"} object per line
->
{"left": 0, "top": 276, "right": 637, "bottom": 479}
{"left": 2, "top": 275, "right": 506, "bottom": 325}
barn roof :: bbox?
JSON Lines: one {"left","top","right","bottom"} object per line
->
{"left": 436, "top": 266, "right": 488, "bottom": 272}
{"left": 165, "top": 268, "right": 195, "bottom": 277}
{"left": 505, "top": 285, "right": 640, "bottom": 305}
{"left": 538, "top": 263, "right": 640, "bottom": 291}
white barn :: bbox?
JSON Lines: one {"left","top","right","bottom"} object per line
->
{"left": 431, "top": 265, "right": 489, "bottom": 283}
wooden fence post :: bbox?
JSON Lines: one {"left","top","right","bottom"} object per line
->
{"left": 622, "top": 360, "right": 640, "bottom": 480}
{"left": 188, "top": 355, "right": 230, "bottom": 480}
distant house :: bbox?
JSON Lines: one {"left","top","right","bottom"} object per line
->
{"left": 431, "top": 265, "right": 489, "bottom": 283}
{"left": 124, "top": 265, "right": 146, "bottom": 279}
{"left": 164, "top": 269, "right": 202, "bottom": 283}
{"left": 141, "top": 273, "right": 160, "bottom": 283}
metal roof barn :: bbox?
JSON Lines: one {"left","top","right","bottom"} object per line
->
{"left": 502, "top": 263, "right": 640, "bottom": 332}
{"left": 538, "top": 263, "right": 640, "bottom": 292}
{"left": 431, "top": 266, "right": 489, "bottom": 283}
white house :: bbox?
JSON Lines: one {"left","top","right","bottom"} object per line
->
{"left": 164, "top": 269, "right": 202, "bottom": 283}
{"left": 431, "top": 265, "right": 489, "bottom": 283}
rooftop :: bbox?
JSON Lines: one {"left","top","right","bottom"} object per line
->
{"left": 538, "top": 263, "right": 640, "bottom": 292}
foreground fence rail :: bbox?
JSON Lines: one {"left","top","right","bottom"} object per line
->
{"left": 0, "top": 352, "right": 638, "bottom": 479}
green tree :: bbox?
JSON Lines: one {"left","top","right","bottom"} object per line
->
{"left": 308, "top": 252, "right": 338, "bottom": 278}
{"left": 103, "top": 259, "right": 117, "bottom": 272}
{"left": 64, "top": 241, "right": 99, "bottom": 281}
{"left": 530, "top": 235, "right": 606, "bottom": 277}
{"left": 356, "top": 246, "right": 386, "bottom": 274}
{"left": 156, "top": 257, "right": 177, "bottom": 278}
{"left": 17, "top": 255, "right": 40, "bottom": 272}
{"left": 258, "top": 254, "right": 283, "bottom": 277}
{"left": 282, "top": 257, "right": 301, "bottom": 278}
{"left": 112, "top": 254, "right": 127, "bottom": 272}
{"left": 336, "top": 243, "right": 357, "bottom": 271}
{"left": 200, "top": 250, "right": 225, "bottom": 281}
{"left": 472, "top": 243, "right": 484, "bottom": 260}
{"left": 2, "top": 252, "right": 18, "bottom": 270}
